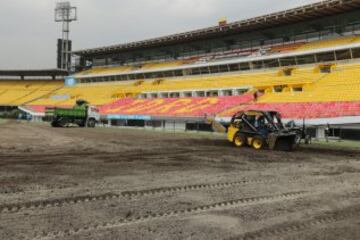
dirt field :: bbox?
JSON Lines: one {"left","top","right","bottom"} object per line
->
{"left": 0, "top": 120, "right": 360, "bottom": 240}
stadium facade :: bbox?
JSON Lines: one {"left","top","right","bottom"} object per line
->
{"left": 1, "top": 0, "right": 360, "bottom": 140}
{"left": 74, "top": 0, "right": 360, "bottom": 69}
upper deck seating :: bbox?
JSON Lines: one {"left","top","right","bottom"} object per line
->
{"left": 296, "top": 35, "right": 360, "bottom": 52}
{"left": 0, "top": 80, "right": 63, "bottom": 106}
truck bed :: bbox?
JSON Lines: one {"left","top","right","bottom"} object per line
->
{"left": 46, "top": 107, "right": 87, "bottom": 118}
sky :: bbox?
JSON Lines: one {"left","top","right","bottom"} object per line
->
{"left": 0, "top": 0, "right": 320, "bottom": 69}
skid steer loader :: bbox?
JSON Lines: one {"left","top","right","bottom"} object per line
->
{"left": 226, "top": 110, "right": 299, "bottom": 151}
{"left": 208, "top": 110, "right": 301, "bottom": 151}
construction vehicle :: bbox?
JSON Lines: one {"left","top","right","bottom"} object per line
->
{"left": 46, "top": 100, "right": 100, "bottom": 128}
{"left": 226, "top": 110, "right": 299, "bottom": 151}
{"left": 285, "top": 120, "right": 312, "bottom": 144}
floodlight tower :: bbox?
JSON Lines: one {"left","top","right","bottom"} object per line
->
{"left": 55, "top": 1, "right": 77, "bottom": 71}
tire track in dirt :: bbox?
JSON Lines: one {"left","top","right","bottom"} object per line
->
{"left": 0, "top": 181, "right": 77, "bottom": 196}
{"left": 0, "top": 192, "right": 119, "bottom": 214}
{"left": 226, "top": 204, "right": 360, "bottom": 240}
{"left": 0, "top": 177, "right": 297, "bottom": 214}
{"left": 121, "top": 177, "right": 300, "bottom": 198}
{"left": 30, "top": 191, "right": 308, "bottom": 240}
{"left": 0, "top": 149, "right": 208, "bottom": 166}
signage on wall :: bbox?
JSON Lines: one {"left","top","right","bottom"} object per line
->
{"left": 65, "top": 77, "right": 76, "bottom": 86}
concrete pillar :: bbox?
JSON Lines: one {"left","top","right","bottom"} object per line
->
{"left": 316, "top": 126, "right": 326, "bottom": 140}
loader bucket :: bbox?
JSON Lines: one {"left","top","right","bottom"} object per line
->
{"left": 211, "top": 120, "right": 227, "bottom": 134}
{"left": 269, "top": 134, "right": 297, "bottom": 151}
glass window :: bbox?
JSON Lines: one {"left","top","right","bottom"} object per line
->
{"left": 229, "top": 64, "right": 240, "bottom": 71}
{"left": 219, "top": 65, "right": 229, "bottom": 73}
{"left": 200, "top": 67, "right": 210, "bottom": 75}
{"left": 316, "top": 52, "right": 335, "bottom": 62}
{"left": 174, "top": 70, "right": 183, "bottom": 77}
{"left": 280, "top": 57, "right": 296, "bottom": 66}
{"left": 352, "top": 48, "right": 360, "bottom": 58}
{"left": 297, "top": 55, "right": 315, "bottom": 65}
{"left": 336, "top": 50, "right": 351, "bottom": 61}
{"left": 136, "top": 73, "right": 145, "bottom": 80}
{"left": 252, "top": 61, "right": 263, "bottom": 69}
{"left": 240, "top": 62, "right": 250, "bottom": 70}
{"left": 191, "top": 68, "right": 201, "bottom": 75}
{"left": 264, "top": 59, "right": 279, "bottom": 68}
{"left": 163, "top": 71, "right": 173, "bottom": 77}
{"left": 209, "top": 66, "right": 219, "bottom": 73}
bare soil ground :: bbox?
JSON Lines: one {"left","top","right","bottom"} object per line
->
{"left": 0, "top": 120, "right": 360, "bottom": 240}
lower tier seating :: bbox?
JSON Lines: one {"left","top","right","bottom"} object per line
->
{"left": 218, "top": 101, "right": 360, "bottom": 119}
{"left": 28, "top": 98, "right": 360, "bottom": 120}
{"left": 99, "top": 94, "right": 254, "bottom": 117}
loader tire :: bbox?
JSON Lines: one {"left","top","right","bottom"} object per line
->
{"left": 233, "top": 133, "right": 246, "bottom": 147}
{"left": 252, "top": 136, "right": 264, "bottom": 150}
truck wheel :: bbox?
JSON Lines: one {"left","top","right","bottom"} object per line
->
{"left": 252, "top": 136, "right": 264, "bottom": 150}
{"left": 87, "top": 119, "right": 96, "bottom": 128}
{"left": 59, "top": 118, "right": 68, "bottom": 128}
{"left": 51, "top": 121, "right": 59, "bottom": 128}
{"left": 233, "top": 133, "right": 246, "bottom": 147}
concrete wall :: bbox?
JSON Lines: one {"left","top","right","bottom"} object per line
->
{"left": 164, "top": 121, "right": 186, "bottom": 131}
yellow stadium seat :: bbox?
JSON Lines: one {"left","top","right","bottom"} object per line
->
{"left": 258, "top": 63, "right": 360, "bottom": 103}
{"left": 296, "top": 35, "right": 360, "bottom": 52}
{"left": 0, "top": 80, "right": 63, "bottom": 106}
{"left": 30, "top": 67, "right": 317, "bottom": 106}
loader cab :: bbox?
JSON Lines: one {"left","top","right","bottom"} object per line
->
{"left": 230, "top": 110, "right": 280, "bottom": 133}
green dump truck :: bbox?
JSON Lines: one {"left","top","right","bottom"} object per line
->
{"left": 46, "top": 100, "right": 100, "bottom": 128}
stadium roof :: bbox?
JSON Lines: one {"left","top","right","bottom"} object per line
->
{"left": 74, "top": 0, "right": 360, "bottom": 56}
{"left": 0, "top": 69, "right": 68, "bottom": 77}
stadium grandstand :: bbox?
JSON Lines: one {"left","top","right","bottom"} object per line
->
{"left": 0, "top": 70, "right": 66, "bottom": 117}
{"left": 3, "top": 0, "right": 360, "bottom": 140}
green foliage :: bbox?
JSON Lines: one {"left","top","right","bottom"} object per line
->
{"left": 0, "top": 109, "right": 21, "bottom": 119}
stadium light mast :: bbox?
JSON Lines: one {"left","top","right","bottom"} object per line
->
{"left": 55, "top": 1, "right": 77, "bottom": 71}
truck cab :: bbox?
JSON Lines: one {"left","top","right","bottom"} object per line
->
{"left": 85, "top": 105, "right": 101, "bottom": 128}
